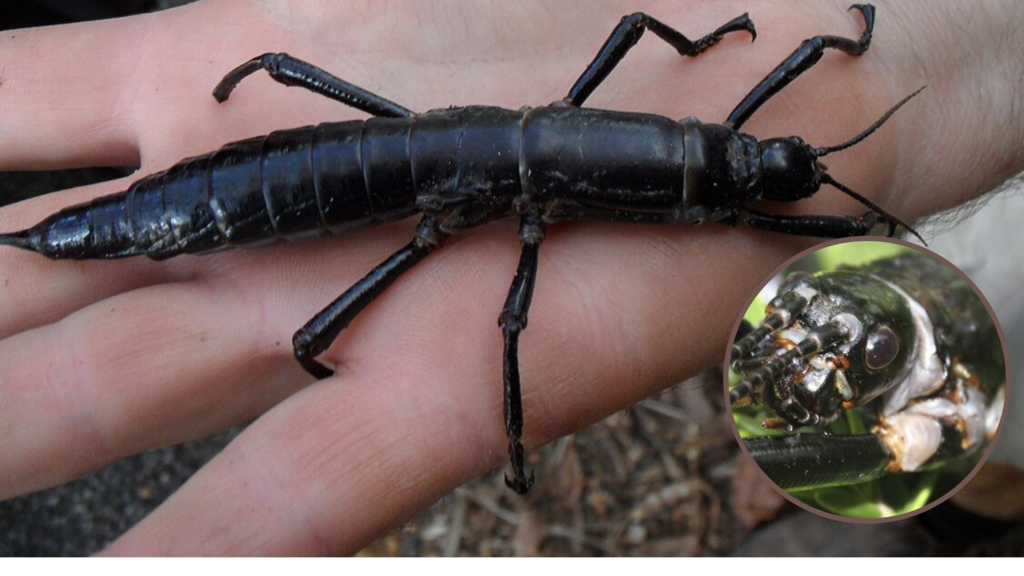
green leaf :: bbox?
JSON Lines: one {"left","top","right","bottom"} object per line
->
{"left": 812, "top": 487, "right": 884, "bottom": 518}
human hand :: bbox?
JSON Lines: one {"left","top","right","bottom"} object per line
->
{"left": 0, "top": 0, "right": 1021, "bottom": 555}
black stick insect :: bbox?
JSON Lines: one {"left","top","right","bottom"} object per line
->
{"left": 0, "top": 5, "right": 922, "bottom": 493}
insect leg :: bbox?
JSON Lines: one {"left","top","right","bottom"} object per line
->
{"left": 213, "top": 53, "right": 414, "bottom": 118}
{"left": 725, "top": 4, "right": 874, "bottom": 130}
{"left": 292, "top": 218, "right": 447, "bottom": 379}
{"left": 745, "top": 433, "right": 890, "bottom": 490}
{"left": 565, "top": 12, "right": 756, "bottom": 107}
{"left": 499, "top": 213, "right": 545, "bottom": 494}
{"left": 732, "top": 208, "right": 882, "bottom": 238}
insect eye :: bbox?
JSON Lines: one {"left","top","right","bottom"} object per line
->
{"left": 864, "top": 326, "right": 899, "bottom": 370}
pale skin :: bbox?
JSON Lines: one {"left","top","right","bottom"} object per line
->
{"left": 0, "top": 0, "right": 1021, "bottom": 555}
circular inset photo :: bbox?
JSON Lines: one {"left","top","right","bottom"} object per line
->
{"left": 726, "top": 239, "right": 1009, "bottom": 521}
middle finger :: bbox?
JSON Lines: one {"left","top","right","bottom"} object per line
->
{"left": 0, "top": 277, "right": 305, "bottom": 500}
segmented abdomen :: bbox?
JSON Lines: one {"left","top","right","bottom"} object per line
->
{"left": 126, "top": 119, "right": 418, "bottom": 260}
{"left": 26, "top": 119, "right": 420, "bottom": 260}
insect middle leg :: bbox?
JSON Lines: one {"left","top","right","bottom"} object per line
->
{"left": 212, "top": 52, "right": 415, "bottom": 118}
{"left": 499, "top": 212, "right": 545, "bottom": 494}
{"left": 565, "top": 11, "right": 757, "bottom": 106}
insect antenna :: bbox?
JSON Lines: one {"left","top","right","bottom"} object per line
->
{"left": 813, "top": 86, "right": 926, "bottom": 157}
{"left": 821, "top": 174, "right": 926, "bottom": 244}
{"left": 806, "top": 87, "right": 928, "bottom": 242}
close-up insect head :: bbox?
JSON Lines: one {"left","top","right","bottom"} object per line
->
{"left": 728, "top": 241, "right": 1009, "bottom": 520}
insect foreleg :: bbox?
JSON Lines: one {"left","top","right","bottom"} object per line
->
{"left": 213, "top": 52, "right": 415, "bottom": 118}
{"left": 292, "top": 218, "right": 447, "bottom": 379}
{"left": 732, "top": 208, "right": 877, "bottom": 238}
{"left": 725, "top": 4, "right": 874, "bottom": 130}
{"left": 499, "top": 213, "right": 545, "bottom": 494}
{"left": 566, "top": 12, "right": 756, "bottom": 107}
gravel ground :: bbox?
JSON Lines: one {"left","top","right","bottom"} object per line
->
{"left": 0, "top": 426, "right": 242, "bottom": 556}
{"left": 357, "top": 372, "right": 762, "bottom": 557}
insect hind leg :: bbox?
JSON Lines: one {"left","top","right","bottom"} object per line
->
{"left": 213, "top": 53, "right": 415, "bottom": 118}
{"left": 292, "top": 218, "right": 446, "bottom": 379}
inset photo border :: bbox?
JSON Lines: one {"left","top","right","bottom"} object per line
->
{"left": 725, "top": 238, "right": 1010, "bottom": 522}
